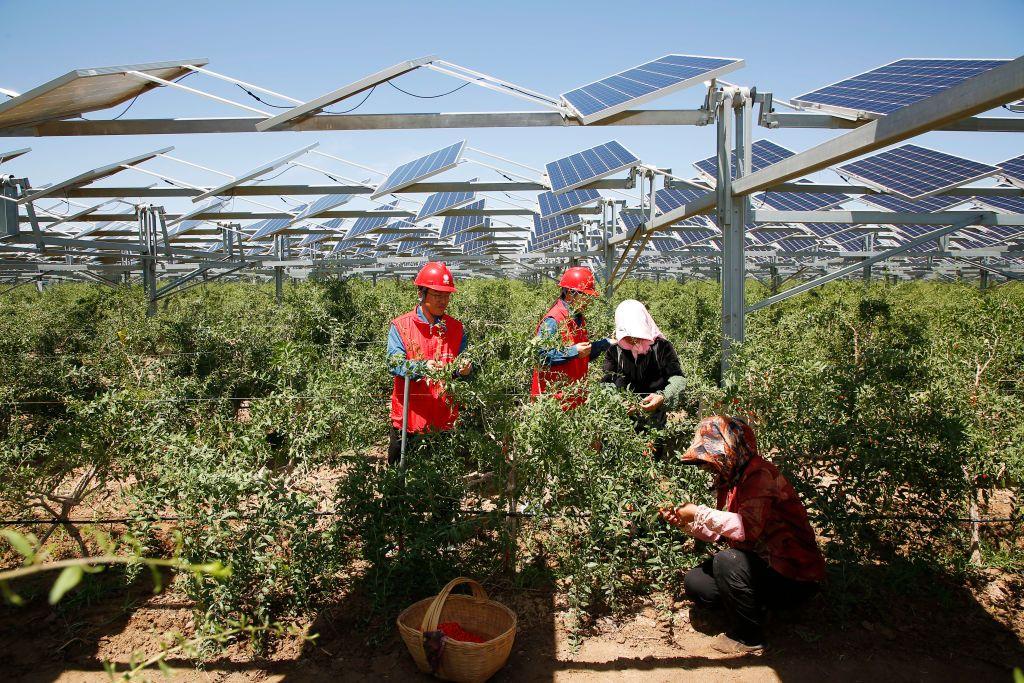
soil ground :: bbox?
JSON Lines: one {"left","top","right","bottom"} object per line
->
{"left": 2, "top": 561, "right": 1021, "bottom": 682}
{"left": 3, "top": 468, "right": 1021, "bottom": 681}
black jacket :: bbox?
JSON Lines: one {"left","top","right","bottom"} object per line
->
{"left": 601, "top": 338, "right": 682, "bottom": 395}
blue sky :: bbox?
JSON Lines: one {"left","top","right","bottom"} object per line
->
{"left": 2, "top": 0, "right": 1022, "bottom": 219}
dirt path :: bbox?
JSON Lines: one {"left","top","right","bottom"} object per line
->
{"left": 5, "top": 573, "right": 1021, "bottom": 683}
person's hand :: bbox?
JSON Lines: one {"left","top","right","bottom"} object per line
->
{"left": 574, "top": 341, "right": 592, "bottom": 357}
{"left": 458, "top": 359, "right": 473, "bottom": 377}
{"left": 641, "top": 393, "right": 665, "bottom": 412}
{"left": 425, "top": 359, "right": 442, "bottom": 372}
{"left": 659, "top": 503, "right": 697, "bottom": 530}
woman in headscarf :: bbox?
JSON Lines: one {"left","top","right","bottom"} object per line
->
{"left": 660, "top": 415, "right": 825, "bottom": 655}
{"left": 601, "top": 299, "right": 685, "bottom": 459}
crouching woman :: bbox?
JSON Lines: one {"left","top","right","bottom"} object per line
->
{"left": 660, "top": 415, "right": 825, "bottom": 654}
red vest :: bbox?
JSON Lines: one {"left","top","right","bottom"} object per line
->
{"left": 531, "top": 299, "right": 590, "bottom": 407}
{"left": 390, "top": 309, "right": 464, "bottom": 433}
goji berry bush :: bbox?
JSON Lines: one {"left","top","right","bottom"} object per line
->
{"left": 0, "top": 277, "right": 1020, "bottom": 643}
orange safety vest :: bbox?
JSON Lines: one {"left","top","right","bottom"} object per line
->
{"left": 390, "top": 310, "right": 464, "bottom": 432}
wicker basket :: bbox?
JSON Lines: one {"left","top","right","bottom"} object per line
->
{"left": 397, "top": 577, "right": 517, "bottom": 683}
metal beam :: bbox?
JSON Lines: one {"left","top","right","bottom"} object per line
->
{"left": 763, "top": 183, "right": 1022, "bottom": 198}
{"left": 765, "top": 112, "right": 1024, "bottom": 133}
{"left": 747, "top": 215, "right": 985, "bottom": 312}
{"left": 0, "top": 110, "right": 711, "bottom": 137}
{"left": 59, "top": 178, "right": 629, "bottom": 198}
{"left": 751, "top": 209, "right": 1024, "bottom": 226}
{"left": 731, "top": 57, "right": 1024, "bottom": 197}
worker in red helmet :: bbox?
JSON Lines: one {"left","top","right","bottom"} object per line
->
{"left": 531, "top": 266, "right": 613, "bottom": 408}
{"left": 387, "top": 261, "right": 472, "bottom": 466}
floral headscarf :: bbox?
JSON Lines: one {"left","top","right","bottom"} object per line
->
{"left": 680, "top": 415, "right": 759, "bottom": 489}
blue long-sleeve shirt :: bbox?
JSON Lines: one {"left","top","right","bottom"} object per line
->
{"left": 536, "top": 310, "right": 611, "bottom": 366}
{"left": 388, "top": 306, "right": 469, "bottom": 379}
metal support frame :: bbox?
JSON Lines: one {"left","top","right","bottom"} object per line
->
{"left": 136, "top": 205, "right": 163, "bottom": 316}
{"left": 747, "top": 215, "right": 985, "bottom": 313}
{"left": 274, "top": 234, "right": 284, "bottom": 305}
{"left": 720, "top": 88, "right": 751, "bottom": 373}
{"left": 0, "top": 110, "right": 710, "bottom": 137}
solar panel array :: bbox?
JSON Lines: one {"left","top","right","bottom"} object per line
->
{"left": 371, "top": 140, "right": 466, "bottom": 199}
{"left": 838, "top": 144, "right": 997, "bottom": 200}
{"left": 858, "top": 192, "right": 968, "bottom": 213}
{"left": 533, "top": 212, "right": 584, "bottom": 240}
{"left": 974, "top": 195, "right": 1024, "bottom": 214}
{"left": 545, "top": 141, "right": 640, "bottom": 194}
{"left": 440, "top": 199, "right": 489, "bottom": 238}
{"left": 774, "top": 236, "right": 820, "bottom": 252}
{"left": 415, "top": 188, "right": 476, "bottom": 223}
{"left": 693, "top": 139, "right": 794, "bottom": 181}
{"left": 538, "top": 188, "right": 601, "bottom": 219}
{"left": 755, "top": 181, "right": 849, "bottom": 211}
{"left": 792, "top": 59, "right": 1010, "bottom": 118}
{"left": 249, "top": 217, "right": 292, "bottom": 240}
{"left": 348, "top": 202, "right": 399, "bottom": 238}
{"left": 653, "top": 187, "right": 712, "bottom": 213}
{"left": 998, "top": 154, "right": 1024, "bottom": 187}
{"left": 292, "top": 193, "right": 354, "bottom": 222}
{"left": 560, "top": 54, "right": 744, "bottom": 125}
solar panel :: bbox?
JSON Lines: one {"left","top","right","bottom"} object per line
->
{"left": 858, "top": 192, "right": 968, "bottom": 213}
{"left": 838, "top": 144, "right": 997, "bottom": 201}
{"left": 693, "top": 139, "right": 794, "bottom": 181}
{"left": 560, "top": 54, "right": 744, "bottom": 125}
{"left": 440, "top": 200, "right": 489, "bottom": 237}
{"left": 533, "top": 212, "right": 584, "bottom": 239}
{"left": 0, "top": 148, "right": 30, "bottom": 164}
{"left": 748, "top": 227, "right": 805, "bottom": 244}
{"left": 166, "top": 198, "right": 226, "bottom": 229}
{"left": 774, "top": 237, "right": 820, "bottom": 252}
{"left": 348, "top": 201, "right": 399, "bottom": 237}
{"left": 618, "top": 210, "right": 647, "bottom": 231}
{"left": 292, "top": 193, "right": 355, "bottom": 222}
{"left": 674, "top": 230, "right": 719, "bottom": 247}
{"left": 415, "top": 188, "right": 477, "bottom": 223}
{"left": 192, "top": 144, "right": 318, "bottom": 203}
{"left": 755, "top": 181, "right": 849, "bottom": 211}
{"left": 371, "top": 141, "right": 466, "bottom": 199}
{"left": 997, "top": 154, "right": 1024, "bottom": 188}
{"left": 18, "top": 147, "right": 173, "bottom": 205}
{"left": 792, "top": 59, "right": 1011, "bottom": 119}
{"left": 377, "top": 222, "right": 428, "bottom": 247}
{"left": 974, "top": 195, "right": 1024, "bottom": 214}
{"left": 801, "top": 222, "right": 856, "bottom": 238}
{"left": 545, "top": 141, "right": 640, "bottom": 194}
{"left": 0, "top": 59, "right": 208, "bottom": 131}
{"left": 650, "top": 235, "right": 685, "bottom": 253}
{"left": 255, "top": 56, "right": 436, "bottom": 131}
{"left": 654, "top": 187, "right": 713, "bottom": 214}
{"left": 248, "top": 217, "right": 292, "bottom": 240}
{"left": 538, "top": 188, "right": 601, "bottom": 219}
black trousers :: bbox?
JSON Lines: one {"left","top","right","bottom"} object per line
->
{"left": 387, "top": 426, "right": 421, "bottom": 466}
{"left": 683, "top": 548, "right": 818, "bottom": 645}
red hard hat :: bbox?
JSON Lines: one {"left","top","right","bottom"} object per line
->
{"left": 559, "top": 266, "right": 599, "bottom": 297}
{"left": 415, "top": 261, "right": 456, "bottom": 292}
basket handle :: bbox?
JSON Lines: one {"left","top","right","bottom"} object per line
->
{"left": 420, "top": 577, "right": 489, "bottom": 633}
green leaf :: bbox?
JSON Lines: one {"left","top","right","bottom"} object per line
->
{"left": 0, "top": 580, "right": 24, "bottom": 606}
{"left": 1013, "top": 668, "right": 1024, "bottom": 683}
{"left": 1, "top": 529, "right": 34, "bottom": 560}
{"left": 49, "top": 565, "right": 84, "bottom": 604}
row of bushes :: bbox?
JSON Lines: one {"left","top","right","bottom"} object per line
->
{"left": 1, "top": 276, "right": 1021, "bottom": 642}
